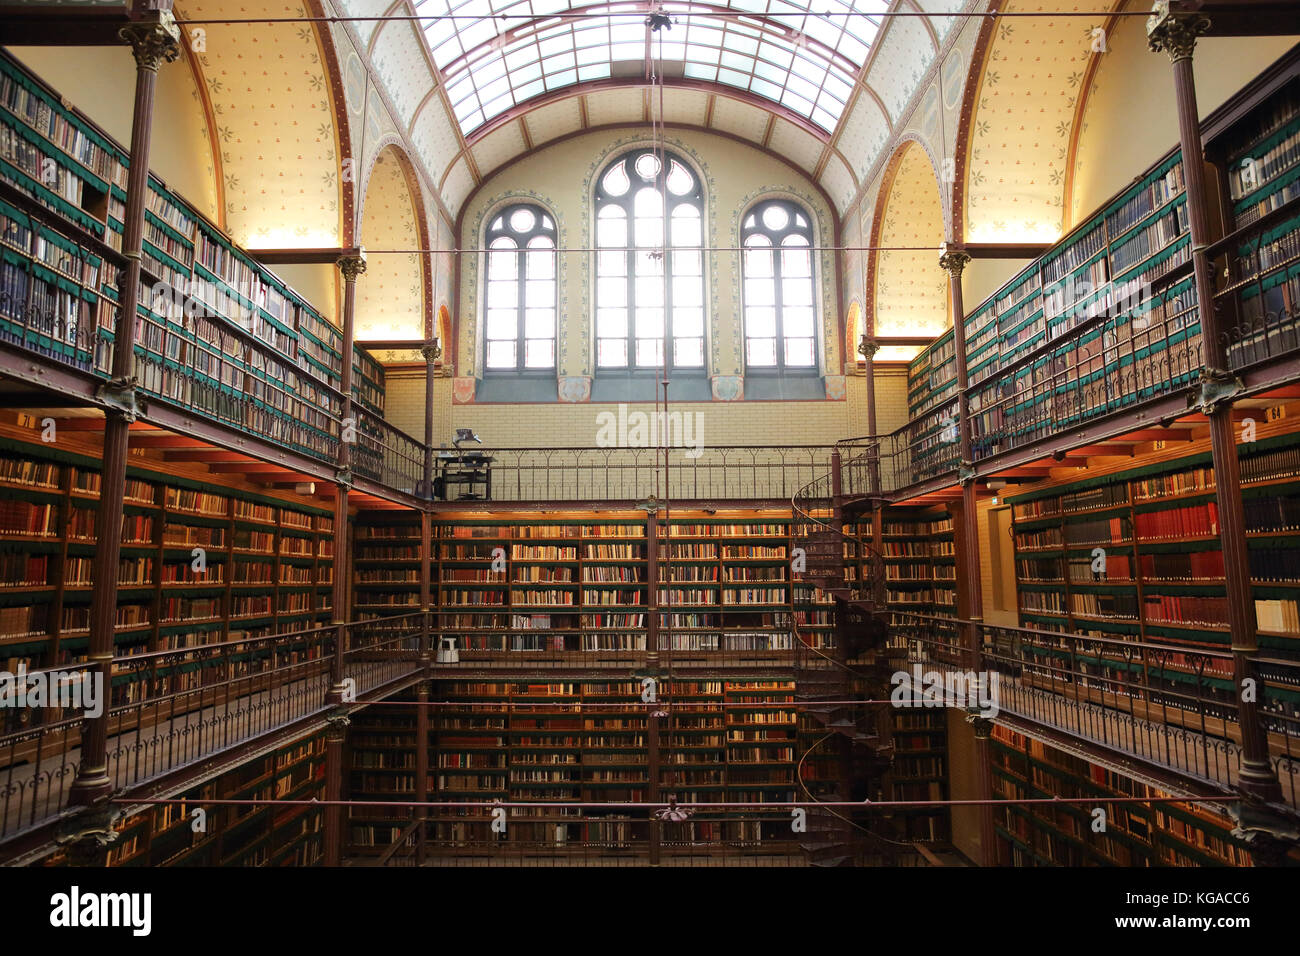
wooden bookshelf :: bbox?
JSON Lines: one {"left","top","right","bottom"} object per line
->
{"left": 39, "top": 731, "right": 328, "bottom": 867}
{"left": 891, "top": 710, "right": 950, "bottom": 842}
{"left": 0, "top": 52, "right": 385, "bottom": 467}
{"left": 1007, "top": 411, "right": 1300, "bottom": 730}
{"left": 991, "top": 726, "right": 1247, "bottom": 866}
{"left": 905, "top": 55, "right": 1300, "bottom": 480}
{"left": 347, "top": 677, "right": 802, "bottom": 858}
{"left": 0, "top": 424, "right": 334, "bottom": 732}
{"left": 349, "top": 509, "right": 837, "bottom": 658}
{"left": 881, "top": 506, "right": 956, "bottom": 635}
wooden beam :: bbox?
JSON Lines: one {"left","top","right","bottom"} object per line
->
{"left": 0, "top": 6, "right": 130, "bottom": 45}
{"left": 249, "top": 247, "right": 360, "bottom": 266}
{"left": 1169, "top": 1, "right": 1300, "bottom": 36}
{"left": 963, "top": 242, "right": 1053, "bottom": 259}
{"left": 127, "top": 434, "right": 212, "bottom": 449}
{"left": 206, "top": 463, "right": 305, "bottom": 476}
{"left": 162, "top": 449, "right": 251, "bottom": 463}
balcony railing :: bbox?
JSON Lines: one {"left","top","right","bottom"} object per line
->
{"left": 0, "top": 614, "right": 427, "bottom": 843}
{"left": 888, "top": 608, "right": 1300, "bottom": 812}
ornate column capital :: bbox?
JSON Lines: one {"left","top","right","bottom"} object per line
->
{"left": 938, "top": 243, "right": 971, "bottom": 277}
{"left": 857, "top": 335, "right": 879, "bottom": 362}
{"left": 119, "top": 11, "right": 182, "bottom": 72}
{"left": 337, "top": 251, "right": 368, "bottom": 282}
{"left": 1147, "top": 1, "right": 1210, "bottom": 63}
{"left": 421, "top": 340, "right": 442, "bottom": 364}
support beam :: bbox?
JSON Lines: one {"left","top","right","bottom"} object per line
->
{"left": 68, "top": 8, "right": 180, "bottom": 815}
{"left": 939, "top": 244, "right": 999, "bottom": 866}
{"left": 1149, "top": 5, "right": 1284, "bottom": 819}
{"left": 329, "top": 252, "right": 366, "bottom": 704}
{"left": 249, "top": 247, "right": 359, "bottom": 266}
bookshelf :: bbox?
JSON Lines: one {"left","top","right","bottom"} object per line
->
{"left": 1007, "top": 412, "right": 1300, "bottom": 730}
{"left": 1213, "top": 70, "right": 1300, "bottom": 369}
{"left": 43, "top": 731, "right": 327, "bottom": 867}
{"left": 353, "top": 511, "right": 423, "bottom": 621}
{"left": 908, "top": 144, "right": 1195, "bottom": 462}
{"left": 905, "top": 59, "right": 1300, "bottom": 477}
{"left": 991, "top": 726, "right": 1247, "bottom": 866}
{"left": 0, "top": 425, "right": 334, "bottom": 727}
{"left": 881, "top": 505, "right": 956, "bottom": 646}
{"left": 890, "top": 710, "right": 950, "bottom": 842}
{"left": 0, "top": 52, "right": 386, "bottom": 465}
{"left": 347, "top": 677, "right": 802, "bottom": 858}
{"left": 352, "top": 510, "right": 818, "bottom": 658}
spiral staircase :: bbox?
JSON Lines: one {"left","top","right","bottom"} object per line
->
{"left": 791, "top": 452, "right": 915, "bottom": 866}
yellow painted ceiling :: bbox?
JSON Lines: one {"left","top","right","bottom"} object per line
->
{"left": 964, "top": 0, "right": 1118, "bottom": 243}
{"left": 175, "top": 0, "right": 343, "bottom": 248}
{"left": 875, "top": 143, "right": 948, "bottom": 340}
{"left": 356, "top": 148, "right": 425, "bottom": 341}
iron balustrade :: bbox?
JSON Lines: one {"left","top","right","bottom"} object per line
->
{"left": 352, "top": 405, "right": 426, "bottom": 495}
{"left": 888, "top": 607, "right": 1300, "bottom": 811}
{"left": 448, "top": 444, "right": 840, "bottom": 504}
{"left": 0, "top": 614, "right": 427, "bottom": 842}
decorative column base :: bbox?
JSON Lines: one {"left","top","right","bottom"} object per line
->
{"left": 54, "top": 797, "right": 120, "bottom": 867}
{"left": 1228, "top": 800, "right": 1300, "bottom": 866}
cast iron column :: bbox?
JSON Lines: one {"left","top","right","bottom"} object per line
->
{"left": 939, "top": 245, "right": 998, "bottom": 865}
{"left": 323, "top": 712, "right": 349, "bottom": 866}
{"left": 1148, "top": 5, "right": 1283, "bottom": 807}
{"left": 67, "top": 9, "right": 180, "bottom": 812}
{"left": 329, "top": 252, "right": 366, "bottom": 701}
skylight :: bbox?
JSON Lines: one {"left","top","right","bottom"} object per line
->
{"left": 415, "top": 0, "right": 886, "bottom": 135}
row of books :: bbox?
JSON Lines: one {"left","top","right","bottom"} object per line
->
{"left": 1133, "top": 501, "right": 1219, "bottom": 539}
{"left": 1013, "top": 483, "right": 1128, "bottom": 520}
{"left": 1143, "top": 594, "right": 1228, "bottom": 628}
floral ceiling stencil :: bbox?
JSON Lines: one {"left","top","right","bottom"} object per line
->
{"left": 176, "top": 0, "right": 343, "bottom": 248}
{"left": 875, "top": 142, "right": 947, "bottom": 343}
{"left": 964, "top": 0, "right": 1117, "bottom": 243}
{"left": 356, "top": 149, "right": 426, "bottom": 341}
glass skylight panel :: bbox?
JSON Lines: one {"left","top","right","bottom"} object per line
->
{"left": 419, "top": 0, "right": 881, "bottom": 134}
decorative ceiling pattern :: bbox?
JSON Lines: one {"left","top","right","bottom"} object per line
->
{"left": 335, "top": 0, "right": 967, "bottom": 220}
{"left": 176, "top": 0, "right": 343, "bottom": 247}
{"left": 865, "top": 9, "right": 936, "bottom": 122}
{"left": 874, "top": 142, "right": 946, "bottom": 344}
{"left": 963, "top": 0, "right": 1117, "bottom": 243}
{"left": 414, "top": 0, "right": 887, "bottom": 135}
{"left": 356, "top": 148, "right": 426, "bottom": 340}
{"left": 913, "top": 0, "right": 967, "bottom": 44}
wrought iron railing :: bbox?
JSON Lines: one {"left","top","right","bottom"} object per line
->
{"left": 0, "top": 614, "right": 426, "bottom": 842}
{"left": 890, "top": 608, "right": 1300, "bottom": 812}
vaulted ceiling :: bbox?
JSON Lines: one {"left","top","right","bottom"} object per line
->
{"left": 175, "top": 0, "right": 347, "bottom": 248}
{"left": 343, "top": 0, "right": 966, "bottom": 219}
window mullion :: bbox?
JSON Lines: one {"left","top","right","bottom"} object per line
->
{"left": 664, "top": 188, "right": 672, "bottom": 373}
{"left": 626, "top": 194, "right": 636, "bottom": 369}
{"left": 517, "top": 246, "right": 527, "bottom": 371}
{"left": 773, "top": 243, "right": 785, "bottom": 373}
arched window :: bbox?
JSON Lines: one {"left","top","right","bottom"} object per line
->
{"left": 743, "top": 199, "right": 817, "bottom": 370}
{"left": 484, "top": 203, "right": 556, "bottom": 371}
{"left": 595, "top": 149, "right": 705, "bottom": 371}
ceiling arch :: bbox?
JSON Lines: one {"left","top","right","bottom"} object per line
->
{"left": 341, "top": 0, "right": 964, "bottom": 220}
{"left": 960, "top": 0, "right": 1121, "bottom": 244}
{"left": 867, "top": 138, "right": 946, "bottom": 361}
{"left": 356, "top": 144, "right": 431, "bottom": 340}
{"left": 174, "top": 0, "right": 348, "bottom": 248}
